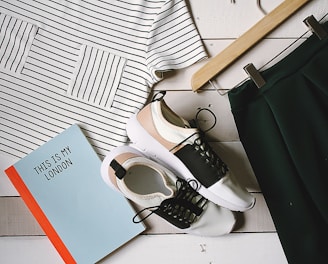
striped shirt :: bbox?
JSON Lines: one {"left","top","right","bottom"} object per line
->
{"left": 0, "top": 0, "right": 207, "bottom": 158}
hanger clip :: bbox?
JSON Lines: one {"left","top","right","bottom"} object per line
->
{"left": 303, "top": 15, "right": 327, "bottom": 40}
{"left": 243, "top": 63, "right": 266, "bottom": 89}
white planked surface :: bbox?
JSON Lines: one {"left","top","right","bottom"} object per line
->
{"left": 0, "top": 233, "right": 288, "bottom": 264}
{"left": 1, "top": 0, "right": 327, "bottom": 263}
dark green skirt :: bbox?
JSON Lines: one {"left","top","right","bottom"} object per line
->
{"left": 228, "top": 24, "right": 328, "bottom": 264}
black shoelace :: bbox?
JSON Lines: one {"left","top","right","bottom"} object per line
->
{"left": 133, "top": 178, "right": 208, "bottom": 229}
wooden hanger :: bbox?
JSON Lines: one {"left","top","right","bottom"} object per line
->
{"left": 191, "top": 0, "right": 311, "bottom": 92}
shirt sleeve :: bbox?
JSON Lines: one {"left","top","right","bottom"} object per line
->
{"left": 146, "top": 0, "right": 207, "bottom": 81}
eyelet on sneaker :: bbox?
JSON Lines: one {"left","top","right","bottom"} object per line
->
{"left": 192, "top": 134, "right": 229, "bottom": 179}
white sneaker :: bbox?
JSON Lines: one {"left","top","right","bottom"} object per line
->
{"left": 101, "top": 145, "right": 236, "bottom": 236}
{"left": 125, "top": 92, "right": 255, "bottom": 212}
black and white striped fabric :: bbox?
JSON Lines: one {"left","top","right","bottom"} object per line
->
{"left": 0, "top": 0, "right": 207, "bottom": 158}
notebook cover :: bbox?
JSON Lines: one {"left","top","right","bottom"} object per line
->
{"left": 5, "top": 124, "right": 145, "bottom": 264}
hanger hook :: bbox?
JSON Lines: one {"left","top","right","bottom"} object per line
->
{"left": 257, "top": 0, "right": 267, "bottom": 15}
{"left": 209, "top": 80, "right": 230, "bottom": 96}
{"left": 231, "top": 0, "right": 267, "bottom": 15}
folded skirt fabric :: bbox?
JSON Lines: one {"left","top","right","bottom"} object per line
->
{"left": 228, "top": 23, "right": 328, "bottom": 264}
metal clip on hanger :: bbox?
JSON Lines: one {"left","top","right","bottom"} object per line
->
{"left": 191, "top": 0, "right": 311, "bottom": 92}
{"left": 243, "top": 15, "right": 328, "bottom": 90}
{"left": 243, "top": 63, "right": 265, "bottom": 89}
{"left": 303, "top": 15, "right": 328, "bottom": 40}
{"left": 241, "top": 15, "right": 328, "bottom": 90}
{"left": 211, "top": 13, "right": 328, "bottom": 95}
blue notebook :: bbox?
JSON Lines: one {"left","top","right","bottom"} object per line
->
{"left": 5, "top": 124, "right": 145, "bottom": 264}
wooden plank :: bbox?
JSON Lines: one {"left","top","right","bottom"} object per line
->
{"left": 190, "top": 0, "right": 273, "bottom": 39}
{"left": 191, "top": 0, "right": 311, "bottom": 91}
{"left": 0, "top": 193, "right": 275, "bottom": 236}
{"left": 155, "top": 38, "right": 311, "bottom": 91}
{"left": 1, "top": 1, "right": 325, "bottom": 264}
{"left": 104, "top": 233, "right": 287, "bottom": 264}
{"left": 0, "top": 196, "right": 43, "bottom": 236}
{"left": 162, "top": 91, "right": 240, "bottom": 142}
{"left": 0, "top": 236, "right": 62, "bottom": 264}
{"left": 190, "top": 0, "right": 327, "bottom": 39}
{"left": 0, "top": 154, "right": 19, "bottom": 196}
{"left": 0, "top": 233, "right": 287, "bottom": 264}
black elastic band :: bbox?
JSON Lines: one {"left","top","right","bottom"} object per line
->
{"left": 110, "top": 159, "right": 126, "bottom": 179}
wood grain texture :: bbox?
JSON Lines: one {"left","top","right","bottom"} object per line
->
{"left": 1, "top": 0, "right": 327, "bottom": 263}
{"left": 0, "top": 233, "right": 288, "bottom": 264}
{"left": 0, "top": 193, "right": 275, "bottom": 236}
{"left": 191, "top": 0, "right": 311, "bottom": 91}
{"left": 101, "top": 233, "right": 288, "bottom": 264}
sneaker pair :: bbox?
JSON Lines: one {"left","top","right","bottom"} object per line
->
{"left": 101, "top": 92, "right": 255, "bottom": 236}
{"left": 101, "top": 145, "right": 236, "bottom": 236}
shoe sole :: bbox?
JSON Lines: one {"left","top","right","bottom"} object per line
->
{"left": 126, "top": 113, "right": 254, "bottom": 212}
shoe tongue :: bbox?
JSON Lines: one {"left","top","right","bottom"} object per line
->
{"left": 125, "top": 158, "right": 177, "bottom": 207}
{"left": 145, "top": 179, "right": 176, "bottom": 207}
{"left": 157, "top": 171, "right": 176, "bottom": 198}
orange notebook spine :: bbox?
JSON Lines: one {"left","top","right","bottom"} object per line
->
{"left": 5, "top": 166, "right": 76, "bottom": 264}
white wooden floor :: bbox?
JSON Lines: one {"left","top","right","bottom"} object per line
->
{"left": 1, "top": 0, "right": 327, "bottom": 263}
